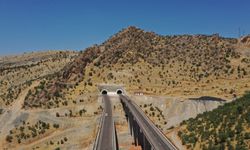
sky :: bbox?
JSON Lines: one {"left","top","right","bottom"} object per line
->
{"left": 0, "top": 0, "right": 250, "bottom": 55}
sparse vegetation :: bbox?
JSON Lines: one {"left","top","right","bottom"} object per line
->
{"left": 140, "top": 103, "right": 166, "bottom": 130}
{"left": 178, "top": 92, "right": 250, "bottom": 149}
{"left": 6, "top": 120, "right": 60, "bottom": 144}
{"left": 0, "top": 51, "right": 77, "bottom": 106}
{"left": 53, "top": 123, "right": 59, "bottom": 129}
{"left": 15, "top": 27, "right": 250, "bottom": 108}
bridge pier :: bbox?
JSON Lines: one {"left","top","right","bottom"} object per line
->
{"left": 128, "top": 112, "right": 133, "bottom": 136}
{"left": 115, "top": 126, "right": 119, "bottom": 150}
{"left": 138, "top": 129, "right": 143, "bottom": 149}
{"left": 133, "top": 119, "right": 139, "bottom": 146}
{"left": 121, "top": 98, "right": 154, "bottom": 150}
{"left": 143, "top": 134, "right": 151, "bottom": 150}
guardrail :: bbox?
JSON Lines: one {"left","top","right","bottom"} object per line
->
{"left": 112, "top": 118, "right": 118, "bottom": 150}
{"left": 92, "top": 97, "right": 105, "bottom": 150}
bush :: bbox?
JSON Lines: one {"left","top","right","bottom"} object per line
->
{"left": 150, "top": 106, "right": 154, "bottom": 111}
{"left": 54, "top": 91, "right": 60, "bottom": 97}
{"left": 244, "top": 133, "right": 250, "bottom": 139}
{"left": 53, "top": 124, "right": 59, "bottom": 129}
{"left": 64, "top": 137, "right": 68, "bottom": 142}
{"left": 6, "top": 135, "right": 13, "bottom": 143}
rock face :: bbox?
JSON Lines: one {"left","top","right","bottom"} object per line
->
{"left": 240, "top": 35, "right": 250, "bottom": 48}
{"left": 61, "top": 46, "right": 101, "bottom": 82}
{"left": 132, "top": 95, "right": 226, "bottom": 129}
{"left": 164, "top": 98, "right": 225, "bottom": 128}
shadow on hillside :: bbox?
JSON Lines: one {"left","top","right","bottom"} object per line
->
{"left": 189, "top": 96, "right": 226, "bottom": 102}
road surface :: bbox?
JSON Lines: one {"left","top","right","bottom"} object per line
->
{"left": 120, "top": 95, "right": 177, "bottom": 150}
{"left": 96, "top": 95, "right": 114, "bottom": 150}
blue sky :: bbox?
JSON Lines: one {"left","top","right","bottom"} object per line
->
{"left": 0, "top": 0, "right": 249, "bottom": 55}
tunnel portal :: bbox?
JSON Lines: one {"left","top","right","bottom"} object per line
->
{"left": 116, "top": 89, "right": 123, "bottom": 95}
{"left": 98, "top": 84, "right": 125, "bottom": 95}
{"left": 101, "top": 90, "right": 108, "bottom": 95}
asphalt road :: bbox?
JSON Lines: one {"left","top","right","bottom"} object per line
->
{"left": 96, "top": 95, "right": 114, "bottom": 150}
{"left": 120, "top": 95, "right": 177, "bottom": 150}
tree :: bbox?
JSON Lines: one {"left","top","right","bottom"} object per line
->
{"left": 56, "top": 112, "right": 60, "bottom": 117}
{"left": 150, "top": 106, "right": 154, "bottom": 111}
{"left": 54, "top": 91, "right": 60, "bottom": 97}
{"left": 107, "top": 72, "right": 114, "bottom": 80}
{"left": 244, "top": 133, "right": 250, "bottom": 139}
{"left": 79, "top": 109, "right": 86, "bottom": 116}
{"left": 6, "top": 135, "right": 13, "bottom": 143}
{"left": 64, "top": 137, "right": 68, "bottom": 142}
{"left": 53, "top": 124, "right": 59, "bottom": 129}
{"left": 50, "top": 140, "right": 54, "bottom": 145}
{"left": 18, "top": 138, "right": 21, "bottom": 144}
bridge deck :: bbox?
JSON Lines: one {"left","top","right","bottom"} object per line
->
{"left": 120, "top": 95, "right": 177, "bottom": 150}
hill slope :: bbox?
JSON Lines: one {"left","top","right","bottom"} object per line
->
{"left": 177, "top": 92, "right": 250, "bottom": 150}
{"left": 23, "top": 26, "right": 250, "bottom": 109}
{"left": 0, "top": 51, "right": 77, "bottom": 106}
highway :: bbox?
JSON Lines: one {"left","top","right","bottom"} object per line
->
{"left": 96, "top": 95, "right": 115, "bottom": 150}
{"left": 120, "top": 95, "right": 178, "bottom": 150}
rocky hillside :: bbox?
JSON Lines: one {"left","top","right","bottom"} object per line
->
{"left": 240, "top": 35, "right": 250, "bottom": 48}
{"left": 133, "top": 95, "right": 225, "bottom": 131}
{"left": 177, "top": 92, "right": 250, "bottom": 150}
{"left": 0, "top": 51, "right": 78, "bottom": 106}
{"left": 24, "top": 26, "right": 250, "bottom": 109}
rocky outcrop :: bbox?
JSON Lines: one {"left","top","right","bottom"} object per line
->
{"left": 24, "top": 46, "right": 101, "bottom": 108}
{"left": 164, "top": 98, "right": 225, "bottom": 128}
{"left": 132, "top": 95, "right": 227, "bottom": 129}
{"left": 240, "top": 35, "right": 250, "bottom": 48}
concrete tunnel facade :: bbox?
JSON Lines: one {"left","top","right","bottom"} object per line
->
{"left": 98, "top": 84, "right": 125, "bottom": 95}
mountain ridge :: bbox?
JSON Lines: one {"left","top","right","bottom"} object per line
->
{"left": 22, "top": 26, "right": 250, "bottom": 108}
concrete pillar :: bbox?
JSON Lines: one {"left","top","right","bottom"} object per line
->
{"left": 143, "top": 135, "right": 151, "bottom": 150}
{"left": 125, "top": 114, "right": 128, "bottom": 121}
{"left": 115, "top": 126, "right": 119, "bottom": 150}
{"left": 138, "top": 129, "right": 143, "bottom": 149}
{"left": 122, "top": 99, "right": 152, "bottom": 149}
{"left": 128, "top": 112, "right": 133, "bottom": 136}
{"left": 132, "top": 119, "right": 138, "bottom": 146}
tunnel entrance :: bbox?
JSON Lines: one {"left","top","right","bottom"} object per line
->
{"left": 101, "top": 90, "right": 108, "bottom": 95}
{"left": 116, "top": 89, "right": 123, "bottom": 95}
{"left": 99, "top": 85, "right": 125, "bottom": 95}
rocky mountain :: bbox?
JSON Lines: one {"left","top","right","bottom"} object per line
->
{"left": 23, "top": 26, "right": 250, "bottom": 109}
